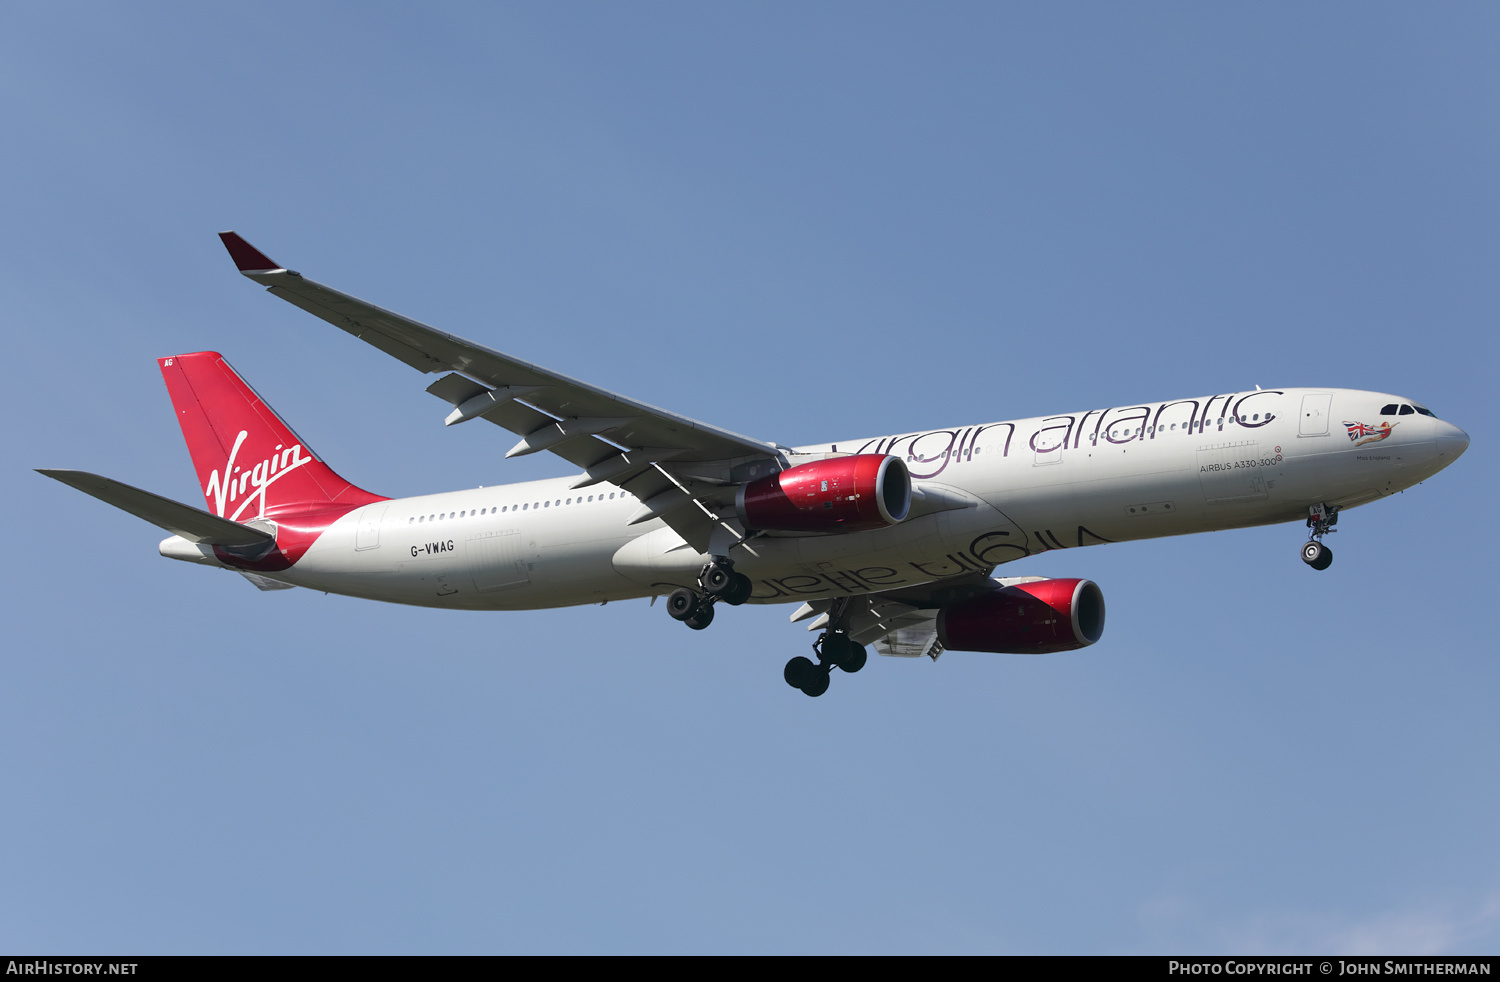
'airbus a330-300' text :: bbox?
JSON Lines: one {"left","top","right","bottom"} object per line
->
{"left": 41, "top": 233, "right": 1470, "bottom": 697}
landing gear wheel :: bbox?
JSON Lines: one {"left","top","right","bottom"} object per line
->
{"left": 784, "top": 656, "right": 816, "bottom": 689}
{"left": 822, "top": 633, "right": 867, "bottom": 674}
{"left": 702, "top": 565, "right": 733, "bottom": 597}
{"left": 783, "top": 656, "right": 830, "bottom": 696}
{"left": 684, "top": 604, "right": 715, "bottom": 630}
{"left": 724, "top": 572, "right": 753, "bottom": 606}
{"left": 703, "top": 566, "right": 753, "bottom": 606}
{"left": 838, "top": 644, "right": 867, "bottom": 674}
{"left": 666, "top": 588, "right": 700, "bottom": 621}
{"left": 1301, "top": 540, "right": 1333, "bottom": 571}
{"left": 800, "top": 668, "right": 830, "bottom": 698}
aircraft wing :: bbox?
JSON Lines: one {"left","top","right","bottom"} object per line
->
{"left": 791, "top": 591, "right": 948, "bottom": 659}
{"left": 787, "top": 573, "right": 1049, "bottom": 661}
{"left": 219, "top": 232, "right": 786, "bottom": 552}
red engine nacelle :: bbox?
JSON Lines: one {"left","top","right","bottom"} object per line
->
{"left": 736, "top": 454, "right": 911, "bottom": 533}
{"left": 937, "top": 578, "right": 1106, "bottom": 654}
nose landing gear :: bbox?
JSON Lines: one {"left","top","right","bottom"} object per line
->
{"left": 1300, "top": 503, "right": 1338, "bottom": 571}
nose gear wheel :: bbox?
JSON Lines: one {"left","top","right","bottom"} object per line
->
{"left": 1301, "top": 503, "right": 1339, "bottom": 571}
{"left": 1301, "top": 539, "right": 1333, "bottom": 570}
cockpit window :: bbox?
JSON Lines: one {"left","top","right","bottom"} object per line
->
{"left": 1380, "top": 404, "right": 1399, "bottom": 415}
{"left": 1399, "top": 405, "right": 1415, "bottom": 415}
{"left": 1414, "top": 405, "right": 1436, "bottom": 417}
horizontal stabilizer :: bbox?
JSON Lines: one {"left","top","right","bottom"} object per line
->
{"left": 238, "top": 570, "right": 297, "bottom": 591}
{"left": 37, "top": 469, "right": 275, "bottom": 549}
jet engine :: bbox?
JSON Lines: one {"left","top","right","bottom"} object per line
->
{"left": 937, "top": 578, "right": 1105, "bottom": 654}
{"left": 736, "top": 454, "right": 911, "bottom": 533}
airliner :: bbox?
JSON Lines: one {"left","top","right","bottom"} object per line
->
{"left": 40, "top": 233, "right": 1471, "bottom": 697}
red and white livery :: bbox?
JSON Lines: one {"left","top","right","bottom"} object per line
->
{"left": 40, "top": 234, "right": 1471, "bottom": 696}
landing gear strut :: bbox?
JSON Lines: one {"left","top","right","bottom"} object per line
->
{"left": 783, "top": 630, "right": 867, "bottom": 698}
{"left": 664, "top": 559, "right": 751, "bottom": 630}
{"left": 1301, "top": 503, "right": 1338, "bottom": 571}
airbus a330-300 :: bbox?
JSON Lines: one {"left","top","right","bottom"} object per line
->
{"left": 41, "top": 233, "right": 1471, "bottom": 697}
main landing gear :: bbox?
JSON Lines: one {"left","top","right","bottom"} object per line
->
{"left": 665, "top": 559, "right": 752, "bottom": 631}
{"left": 664, "top": 568, "right": 868, "bottom": 699}
{"left": 784, "top": 631, "right": 867, "bottom": 698}
{"left": 1301, "top": 503, "right": 1338, "bottom": 571}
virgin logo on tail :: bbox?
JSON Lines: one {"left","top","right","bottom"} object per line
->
{"left": 204, "top": 429, "right": 311, "bottom": 520}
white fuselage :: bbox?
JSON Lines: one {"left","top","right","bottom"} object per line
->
{"left": 242, "top": 388, "right": 1467, "bottom": 610}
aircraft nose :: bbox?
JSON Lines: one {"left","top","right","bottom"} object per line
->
{"left": 1434, "top": 420, "right": 1470, "bottom": 459}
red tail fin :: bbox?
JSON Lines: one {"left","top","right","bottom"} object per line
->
{"left": 159, "top": 352, "right": 384, "bottom": 521}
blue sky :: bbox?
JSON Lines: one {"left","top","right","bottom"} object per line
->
{"left": 2, "top": 3, "right": 1496, "bottom": 954}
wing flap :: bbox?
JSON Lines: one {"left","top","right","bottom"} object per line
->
{"left": 873, "top": 626, "right": 944, "bottom": 660}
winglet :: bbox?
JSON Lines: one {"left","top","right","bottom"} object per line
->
{"left": 218, "top": 231, "right": 282, "bottom": 273}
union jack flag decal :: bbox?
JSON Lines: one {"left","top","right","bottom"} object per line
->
{"left": 1344, "top": 420, "right": 1395, "bottom": 446}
